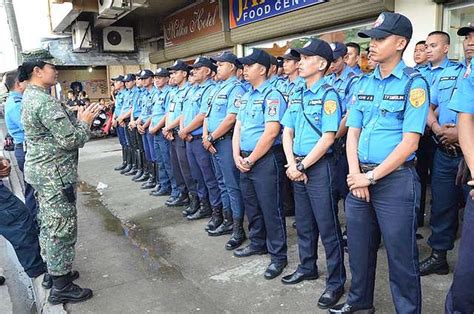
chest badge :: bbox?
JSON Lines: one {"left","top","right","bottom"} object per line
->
{"left": 409, "top": 88, "right": 426, "bottom": 108}
{"left": 323, "top": 100, "right": 337, "bottom": 115}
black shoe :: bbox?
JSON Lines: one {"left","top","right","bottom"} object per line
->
{"left": 0, "top": 276, "right": 4, "bottom": 286}
{"left": 264, "top": 261, "right": 287, "bottom": 280}
{"left": 114, "top": 147, "right": 127, "bottom": 171}
{"left": 168, "top": 193, "right": 190, "bottom": 207}
{"left": 42, "top": 270, "right": 80, "bottom": 289}
{"left": 329, "top": 303, "right": 375, "bottom": 314}
{"left": 226, "top": 218, "right": 246, "bottom": 250}
{"left": 208, "top": 215, "right": 233, "bottom": 236}
{"left": 150, "top": 189, "right": 171, "bottom": 197}
{"left": 48, "top": 272, "right": 92, "bottom": 305}
{"left": 233, "top": 245, "right": 267, "bottom": 258}
{"left": 416, "top": 233, "right": 424, "bottom": 240}
{"left": 132, "top": 169, "right": 145, "bottom": 181}
{"left": 140, "top": 179, "right": 156, "bottom": 190}
{"left": 292, "top": 221, "right": 296, "bottom": 229}
{"left": 419, "top": 250, "right": 449, "bottom": 276}
{"left": 187, "top": 200, "right": 212, "bottom": 220}
{"left": 317, "top": 288, "right": 344, "bottom": 309}
{"left": 165, "top": 196, "right": 177, "bottom": 205}
{"left": 281, "top": 270, "right": 319, "bottom": 285}
{"left": 114, "top": 162, "right": 127, "bottom": 171}
{"left": 123, "top": 166, "right": 138, "bottom": 176}
{"left": 182, "top": 194, "right": 199, "bottom": 216}
{"left": 133, "top": 171, "right": 149, "bottom": 182}
{"left": 205, "top": 207, "right": 224, "bottom": 232}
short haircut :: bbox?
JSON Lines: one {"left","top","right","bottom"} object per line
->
{"left": 416, "top": 40, "right": 426, "bottom": 46}
{"left": 428, "top": 31, "right": 451, "bottom": 45}
{"left": 4, "top": 70, "right": 19, "bottom": 91}
{"left": 346, "top": 42, "right": 361, "bottom": 55}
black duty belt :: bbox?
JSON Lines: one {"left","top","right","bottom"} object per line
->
{"left": 172, "top": 127, "right": 179, "bottom": 135}
{"left": 294, "top": 153, "right": 333, "bottom": 163}
{"left": 438, "top": 144, "right": 463, "bottom": 158}
{"left": 190, "top": 134, "right": 202, "bottom": 141}
{"left": 240, "top": 144, "right": 282, "bottom": 158}
{"left": 360, "top": 159, "right": 416, "bottom": 173}
{"left": 214, "top": 130, "right": 233, "bottom": 143}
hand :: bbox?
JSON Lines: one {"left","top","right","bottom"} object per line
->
{"left": 351, "top": 187, "right": 371, "bottom": 202}
{"left": 431, "top": 122, "right": 442, "bottom": 136}
{"left": 77, "top": 104, "right": 100, "bottom": 126}
{"left": 439, "top": 124, "right": 458, "bottom": 145}
{"left": 164, "top": 130, "right": 174, "bottom": 141}
{"left": 119, "top": 120, "right": 126, "bottom": 127}
{"left": 137, "top": 125, "right": 145, "bottom": 134}
{"left": 185, "top": 134, "right": 193, "bottom": 142}
{"left": 178, "top": 129, "right": 188, "bottom": 140}
{"left": 234, "top": 155, "right": 251, "bottom": 173}
{"left": 208, "top": 145, "right": 217, "bottom": 154}
{"left": 0, "top": 159, "right": 11, "bottom": 178}
{"left": 202, "top": 139, "right": 212, "bottom": 150}
{"left": 286, "top": 164, "right": 303, "bottom": 181}
{"left": 129, "top": 121, "right": 136, "bottom": 129}
{"left": 347, "top": 173, "right": 370, "bottom": 190}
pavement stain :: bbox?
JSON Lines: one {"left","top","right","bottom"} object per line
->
{"left": 76, "top": 181, "right": 184, "bottom": 281}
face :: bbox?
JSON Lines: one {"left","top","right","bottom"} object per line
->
{"left": 298, "top": 54, "right": 327, "bottom": 79}
{"left": 154, "top": 76, "right": 169, "bottom": 88}
{"left": 346, "top": 46, "right": 360, "bottom": 67}
{"left": 283, "top": 59, "right": 299, "bottom": 76}
{"left": 141, "top": 77, "right": 153, "bottom": 88}
{"left": 426, "top": 34, "right": 449, "bottom": 64}
{"left": 268, "top": 64, "right": 277, "bottom": 76}
{"left": 125, "top": 80, "right": 135, "bottom": 89}
{"left": 243, "top": 63, "right": 266, "bottom": 84}
{"left": 413, "top": 43, "right": 428, "bottom": 64}
{"left": 329, "top": 56, "right": 345, "bottom": 75}
{"left": 170, "top": 70, "right": 187, "bottom": 85}
{"left": 463, "top": 31, "right": 474, "bottom": 61}
{"left": 236, "top": 68, "right": 244, "bottom": 80}
{"left": 368, "top": 35, "right": 406, "bottom": 64}
{"left": 217, "top": 61, "right": 235, "bottom": 81}
{"left": 34, "top": 63, "right": 58, "bottom": 87}
{"left": 191, "top": 66, "right": 211, "bottom": 83}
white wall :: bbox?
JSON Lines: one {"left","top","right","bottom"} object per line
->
{"left": 395, "top": 0, "right": 440, "bottom": 66}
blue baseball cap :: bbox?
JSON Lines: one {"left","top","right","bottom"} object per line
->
{"left": 237, "top": 48, "right": 271, "bottom": 69}
{"left": 154, "top": 67, "right": 170, "bottom": 77}
{"left": 111, "top": 75, "right": 125, "bottom": 82}
{"left": 458, "top": 22, "right": 474, "bottom": 36}
{"left": 167, "top": 60, "right": 189, "bottom": 72}
{"left": 137, "top": 69, "right": 154, "bottom": 79}
{"left": 212, "top": 51, "right": 239, "bottom": 66}
{"left": 190, "top": 57, "right": 213, "bottom": 69}
{"left": 123, "top": 73, "right": 136, "bottom": 82}
{"left": 358, "top": 12, "right": 413, "bottom": 40}
{"left": 292, "top": 39, "right": 334, "bottom": 63}
{"left": 330, "top": 42, "right": 348, "bottom": 60}
{"left": 281, "top": 48, "right": 300, "bottom": 61}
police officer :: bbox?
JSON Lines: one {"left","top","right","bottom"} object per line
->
{"left": 163, "top": 60, "right": 198, "bottom": 209}
{"left": 268, "top": 56, "right": 285, "bottom": 89}
{"left": 3, "top": 70, "right": 39, "bottom": 217}
{"left": 179, "top": 57, "right": 222, "bottom": 221}
{"left": 279, "top": 49, "right": 305, "bottom": 102}
{"left": 345, "top": 42, "right": 363, "bottom": 75}
{"left": 20, "top": 49, "right": 98, "bottom": 304}
{"left": 421, "top": 31, "right": 457, "bottom": 85}
{"left": 112, "top": 75, "right": 128, "bottom": 172}
{"left": 149, "top": 68, "right": 178, "bottom": 199}
{"left": 413, "top": 40, "right": 428, "bottom": 69}
{"left": 419, "top": 23, "right": 474, "bottom": 276}
{"left": 203, "top": 52, "right": 247, "bottom": 249}
{"left": 445, "top": 25, "right": 474, "bottom": 312}
{"left": 118, "top": 74, "right": 137, "bottom": 176}
{"left": 330, "top": 13, "right": 430, "bottom": 313}
{"left": 233, "top": 48, "right": 288, "bottom": 280}
{"left": 280, "top": 39, "right": 346, "bottom": 309}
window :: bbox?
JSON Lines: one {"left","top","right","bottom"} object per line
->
{"left": 443, "top": 1, "right": 474, "bottom": 61}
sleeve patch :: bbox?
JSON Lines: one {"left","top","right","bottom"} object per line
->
{"left": 409, "top": 88, "right": 426, "bottom": 108}
{"left": 323, "top": 100, "right": 337, "bottom": 115}
{"left": 267, "top": 99, "right": 280, "bottom": 116}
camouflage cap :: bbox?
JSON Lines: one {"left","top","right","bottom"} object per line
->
{"left": 21, "top": 48, "right": 63, "bottom": 65}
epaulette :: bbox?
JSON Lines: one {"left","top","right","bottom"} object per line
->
{"left": 13, "top": 96, "right": 22, "bottom": 103}
{"left": 347, "top": 71, "right": 357, "bottom": 79}
{"left": 403, "top": 67, "right": 422, "bottom": 79}
{"left": 322, "top": 83, "right": 334, "bottom": 92}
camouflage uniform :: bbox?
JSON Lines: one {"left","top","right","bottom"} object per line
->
{"left": 22, "top": 83, "right": 90, "bottom": 276}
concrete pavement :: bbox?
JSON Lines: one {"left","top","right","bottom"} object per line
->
{"left": 66, "top": 137, "right": 456, "bottom": 313}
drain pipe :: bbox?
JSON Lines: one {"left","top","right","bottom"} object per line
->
{"left": 3, "top": 0, "right": 22, "bottom": 64}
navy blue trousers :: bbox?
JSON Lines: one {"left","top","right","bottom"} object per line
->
{"left": 240, "top": 147, "right": 287, "bottom": 263}
{"left": 143, "top": 130, "right": 156, "bottom": 162}
{"left": 15, "top": 146, "right": 38, "bottom": 218}
{"left": 0, "top": 183, "right": 46, "bottom": 278}
{"left": 116, "top": 125, "right": 128, "bottom": 146}
{"left": 345, "top": 167, "right": 421, "bottom": 314}
{"left": 445, "top": 195, "right": 474, "bottom": 314}
{"left": 293, "top": 157, "right": 346, "bottom": 291}
{"left": 154, "top": 133, "right": 179, "bottom": 197}
{"left": 170, "top": 135, "right": 196, "bottom": 196}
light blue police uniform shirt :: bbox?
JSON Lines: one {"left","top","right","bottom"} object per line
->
{"left": 351, "top": 65, "right": 363, "bottom": 76}
{"left": 167, "top": 82, "right": 191, "bottom": 124}
{"left": 269, "top": 75, "right": 285, "bottom": 90}
{"left": 114, "top": 89, "right": 126, "bottom": 116}
{"left": 237, "top": 79, "right": 287, "bottom": 151}
{"left": 346, "top": 60, "right": 430, "bottom": 164}
{"left": 240, "top": 80, "right": 252, "bottom": 92}
{"left": 206, "top": 76, "right": 246, "bottom": 132}
{"left": 448, "top": 63, "right": 474, "bottom": 114}
{"left": 419, "top": 57, "right": 457, "bottom": 86}
{"left": 431, "top": 61, "right": 469, "bottom": 125}
{"left": 5, "top": 91, "right": 25, "bottom": 144}
{"left": 325, "top": 65, "right": 359, "bottom": 113}
{"left": 182, "top": 79, "right": 215, "bottom": 136}
{"left": 281, "top": 79, "right": 341, "bottom": 156}
{"left": 139, "top": 86, "right": 158, "bottom": 121}
{"left": 279, "top": 76, "right": 305, "bottom": 103}
{"left": 151, "top": 85, "right": 172, "bottom": 126}
{"left": 130, "top": 86, "right": 143, "bottom": 118}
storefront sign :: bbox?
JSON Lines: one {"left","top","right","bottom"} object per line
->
{"left": 229, "top": 0, "right": 327, "bottom": 28}
{"left": 164, "top": 1, "right": 222, "bottom": 47}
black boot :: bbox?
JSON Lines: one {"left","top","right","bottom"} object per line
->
{"left": 208, "top": 210, "right": 233, "bottom": 235}
{"left": 120, "top": 147, "right": 133, "bottom": 174}
{"left": 187, "top": 199, "right": 212, "bottom": 220}
{"left": 48, "top": 272, "right": 93, "bottom": 305}
{"left": 226, "top": 218, "right": 246, "bottom": 250}
{"left": 42, "top": 270, "right": 80, "bottom": 289}
{"left": 420, "top": 249, "right": 449, "bottom": 276}
{"left": 114, "top": 147, "right": 127, "bottom": 171}
{"left": 141, "top": 162, "right": 157, "bottom": 189}
{"left": 124, "top": 149, "right": 138, "bottom": 176}
{"left": 181, "top": 194, "right": 200, "bottom": 216}
{"left": 131, "top": 151, "right": 145, "bottom": 180}
{"left": 205, "top": 206, "right": 224, "bottom": 232}
{"left": 134, "top": 159, "right": 149, "bottom": 182}
{"left": 167, "top": 193, "right": 190, "bottom": 207}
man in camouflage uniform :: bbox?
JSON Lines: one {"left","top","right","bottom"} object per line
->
{"left": 20, "top": 49, "right": 98, "bottom": 304}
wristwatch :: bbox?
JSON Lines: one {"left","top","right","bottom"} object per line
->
{"left": 243, "top": 157, "right": 254, "bottom": 167}
{"left": 206, "top": 134, "right": 214, "bottom": 143}
{"left": 365, "top": 171, "right": 377, "bottom": 185}
{"left": 296, "top": 161, "right": 306, "bottom": 173}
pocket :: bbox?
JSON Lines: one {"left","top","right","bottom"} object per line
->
{"left": 305, "top": 104, "right": 323, "bottom": 126}
{"left": 438, "top": 81, "right": 456, "bottom": 105}
{"left": 377, "top": 101, "right": 405, "bottom": 130}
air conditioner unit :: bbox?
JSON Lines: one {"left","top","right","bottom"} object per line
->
{"left": 72, "top": 21, "right": 92, "bottom": 52}
{"left": 98, "top": 0, "right": 131, "bottom": 19}
{"left": 103, "top": 26, "right": 134, "bottom": 52}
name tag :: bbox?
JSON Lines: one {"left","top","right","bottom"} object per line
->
{"left": 358, "top": 95, "right": 374, "bottom": 101}
{"left": 440, "top": 76, "right": 457, "bottom": 81}
{"left": 254, "top": 100, "right": 264, "bottom": 105}
{"left": 217, "top": 95, "right": 227, "bottom": 100}
{"left": 383, "top": 94, "right": 405, "bottom": 101}
{"left": 308, "top": 99, "right": 322, "bottom": 106}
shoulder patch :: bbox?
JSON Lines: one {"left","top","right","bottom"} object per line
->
{"left": 323, "top": 100, "right": 337, "bottom": 115}
{"left": 409, "top": 88, "right": 426, "bottom": 108}
{"left": 322, "top": 83, "right": 333, "bottom": 92}
{"left": 267, "top": 99, "right": 279, "bottom": 116}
